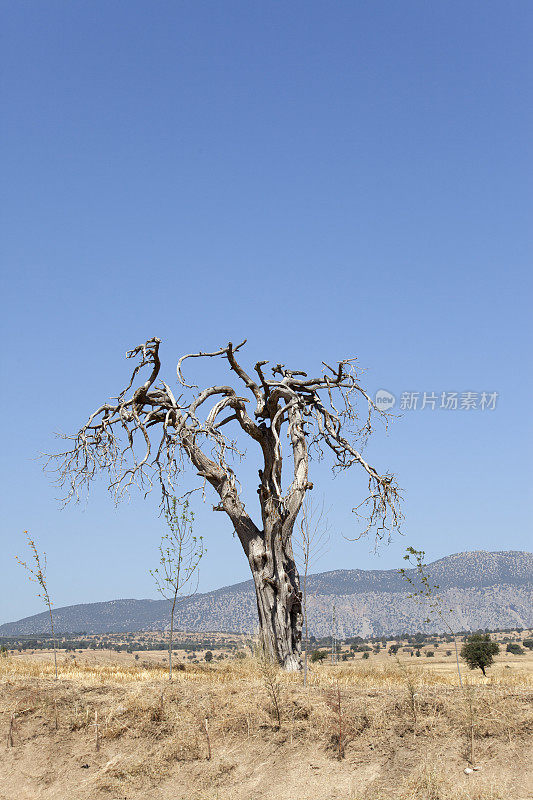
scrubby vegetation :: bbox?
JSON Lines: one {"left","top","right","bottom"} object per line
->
{"left": 506, "top": 643, "right": 525, "bottom": 655}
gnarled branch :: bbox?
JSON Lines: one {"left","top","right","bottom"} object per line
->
{"left": 47, "top": 338, "right": 402, "bottom": 546}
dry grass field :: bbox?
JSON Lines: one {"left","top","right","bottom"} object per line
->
{"left": 1, "top": 648, "right": 532, "bottom": 800}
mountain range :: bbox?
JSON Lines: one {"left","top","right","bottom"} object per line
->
{"left": 2, "top": 550, "right": 532, "bottom": 638}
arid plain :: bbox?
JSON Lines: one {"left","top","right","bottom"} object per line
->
{"left": 2, "top": 639, "right": 532, "bottom": 800}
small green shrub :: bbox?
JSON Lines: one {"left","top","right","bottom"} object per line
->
{"left": 311, "top": 650, "right": 327, "bottom": 663}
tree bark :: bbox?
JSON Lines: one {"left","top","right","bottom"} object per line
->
{"left": 247, "top": 526, "right": 303, "bottom": 672}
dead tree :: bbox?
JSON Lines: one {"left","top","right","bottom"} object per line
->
{"left": 50, "top": 338, "right": 402, "bottom": 671}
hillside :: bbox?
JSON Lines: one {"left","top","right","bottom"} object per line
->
{"left": 2, "top": 550, "right": 532, "bottom": 637}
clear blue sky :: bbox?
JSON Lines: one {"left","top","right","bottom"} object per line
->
{"left": 1, "top": 1, "right": 531, "bottom": 623}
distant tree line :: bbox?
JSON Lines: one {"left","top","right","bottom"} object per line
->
{"left": 0, "top": 634, "right": 243, "bottom": 653}
{"left": 2, "top": 626, "right": 529, "bottom": 655}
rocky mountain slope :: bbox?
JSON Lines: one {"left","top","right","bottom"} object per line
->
{"left": 2, "top": 550, "right": 532, "bottom": 637}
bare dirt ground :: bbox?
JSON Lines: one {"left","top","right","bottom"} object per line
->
{"left": 1, "top": 653, "right": 532, "bottom": 800}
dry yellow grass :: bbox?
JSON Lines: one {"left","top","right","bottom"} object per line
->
{"left": 1, "top": 653, "right": 532, "bottom": 800}
{"left": 2, "top": 649, "right": 533, "bottom": 688}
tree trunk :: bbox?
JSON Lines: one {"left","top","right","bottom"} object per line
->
{"left": 247, "top": 527, "right": 303, "bottom": 672}
{"left": 168, "top": 598, "right": 176, "bottom": 681}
